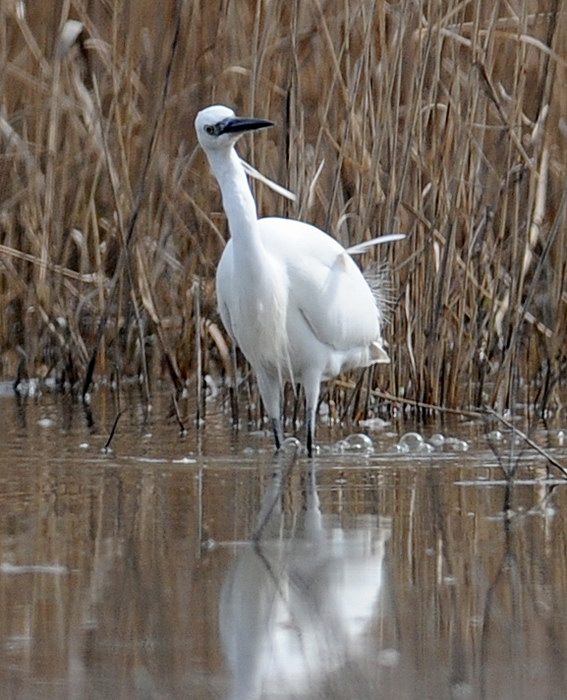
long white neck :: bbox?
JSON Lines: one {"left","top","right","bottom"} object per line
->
{"left": 206, "top": 142, "right": 289, "bottom": 376}
{"left": 206, "top": 146, "right": 264, "bottom": 261}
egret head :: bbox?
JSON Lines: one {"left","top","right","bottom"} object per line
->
{"left": 195, "top": 105, "right": 273, "bottom": 152}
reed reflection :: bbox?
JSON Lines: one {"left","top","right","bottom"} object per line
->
{"left": 220, "top": 455, "right": 391, "bottom": 700}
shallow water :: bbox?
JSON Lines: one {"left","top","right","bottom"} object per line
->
{"left": 0, "top": 385, "right": 566, "bottom": 699}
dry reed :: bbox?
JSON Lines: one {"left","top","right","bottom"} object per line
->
{"left": 0, "top": 0, "right": 566, "bottom": 422}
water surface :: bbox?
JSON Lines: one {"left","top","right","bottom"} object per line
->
{"left": 0, "top": 386, "right": 566, "bottom": 699}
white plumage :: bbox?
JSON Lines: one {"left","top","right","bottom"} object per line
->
{"left": 195, "top": 105, "right": 391, "bottom": 456}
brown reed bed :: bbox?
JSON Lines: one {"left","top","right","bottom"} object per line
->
{"left": 0, "top": 0, "right": 566, "bottom": 424}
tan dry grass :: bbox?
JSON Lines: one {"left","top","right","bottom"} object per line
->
{"left": 0, "top": 0, "right": 566, "bottom": 418}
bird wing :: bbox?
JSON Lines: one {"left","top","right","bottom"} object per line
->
{"left": 257, "top": 217, "right": 383, "bottom": 352}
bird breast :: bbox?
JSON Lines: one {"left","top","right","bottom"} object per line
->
{"left": 217, "top": 243, "right": 290, "bottom": 374}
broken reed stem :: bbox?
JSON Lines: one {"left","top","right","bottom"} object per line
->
{"left": 171, "top": 392, "right": 188, "bottom": 436}
{"left": 230, "top": 346, "right": 240, "bottom": 427}
{"left": 193, "top": 279, "right": 204, "bottom": 425}
{"left": 103, "top": 409, "right": 124, "bottom": 452}
{"left": 484, "top": 407, "right": 567, "bottom": 479}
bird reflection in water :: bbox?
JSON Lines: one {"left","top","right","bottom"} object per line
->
{"left": 220, "top": 455, "right": 392, "bottom": 700}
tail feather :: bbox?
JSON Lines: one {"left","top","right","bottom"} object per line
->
{"left": 370, "top": 340, "right": 390, "bottom": 364}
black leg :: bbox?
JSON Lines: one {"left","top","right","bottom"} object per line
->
{"left": 303, "top": 377, "right": 320, "bottom": 458}
{"left": 306, "top": 412, "right": 314, "bottom": 458}
{"left": 272, "top": 417, "right": 284, "bottom": 450}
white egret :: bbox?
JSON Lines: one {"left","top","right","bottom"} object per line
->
{"left": 195, "top": 105, "right": 395, "bottom": 456}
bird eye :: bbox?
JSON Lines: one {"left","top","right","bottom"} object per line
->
{"left": 205, "top": 125, "right": 215, "bottom": 135}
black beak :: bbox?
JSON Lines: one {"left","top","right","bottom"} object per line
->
{"left": 218, "top": 116, "right": 274, "bottom": 135}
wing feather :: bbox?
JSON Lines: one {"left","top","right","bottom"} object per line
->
{"left": 257, "top": 217, "right": 382, "bottom": 351}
